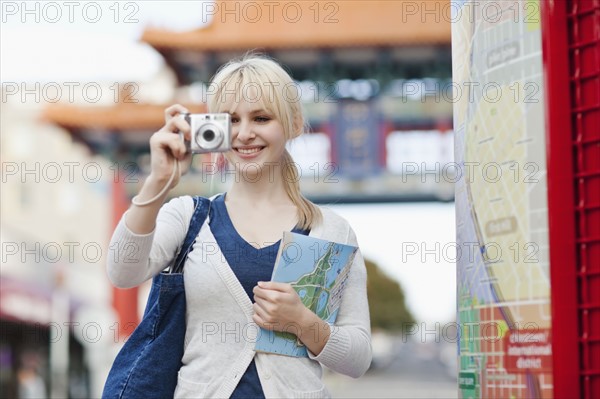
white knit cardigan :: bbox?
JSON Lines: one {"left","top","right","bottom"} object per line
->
{"left": 108, "top": 195, "right": 372, "bottom": 398}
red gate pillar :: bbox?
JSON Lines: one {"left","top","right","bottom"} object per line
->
{"left": 111, "top": 171, "right": 139, "bottom": 339}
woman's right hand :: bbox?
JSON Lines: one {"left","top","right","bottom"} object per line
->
{"left": 125, "top": 104, "right": 193, "bottom": 232}
{"left": 147, "top": 104, "right": 193, "bottom": 189}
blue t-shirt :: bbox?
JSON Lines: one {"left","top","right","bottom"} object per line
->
{"left": 208, "top": 193, "right": 309, "bottom": 398}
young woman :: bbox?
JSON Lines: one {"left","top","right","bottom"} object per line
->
{"left": 108, "top": 55, "right": 372, "bottom": 398}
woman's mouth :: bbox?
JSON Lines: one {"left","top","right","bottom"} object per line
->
{"left": 234, "top": 146, "right": 265, "bottom": 157}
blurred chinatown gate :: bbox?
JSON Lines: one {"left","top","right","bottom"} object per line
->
{"left": 40, "top": 0, "right": 453, "bottom": 391}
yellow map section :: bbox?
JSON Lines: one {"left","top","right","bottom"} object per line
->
{"left": 465, "top": 85, "right": 550, "bottom": 322}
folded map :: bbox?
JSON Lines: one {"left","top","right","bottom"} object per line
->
{"left": 254, "top": 231, "right": 358, "bottom": 357}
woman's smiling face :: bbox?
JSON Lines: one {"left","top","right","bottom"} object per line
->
{"left": 225, "top": 96, "right": 287, "bottom": 172}
{"left": 207, "top": 57, "right": 306, "bottom": 180}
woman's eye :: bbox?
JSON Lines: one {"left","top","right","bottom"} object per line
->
{"left": 231, "top": 117, "right": 240, "bottom": 123}
{"left": 255, "top": 116, "right": 270, "bottom": 122}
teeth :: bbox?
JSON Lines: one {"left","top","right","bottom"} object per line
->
{"left": 238, "top": 147, "right": 262, "bottom": 154}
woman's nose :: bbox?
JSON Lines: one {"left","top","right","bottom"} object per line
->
{"left": 235, "top": 121, "right": 255, "bottom": 142}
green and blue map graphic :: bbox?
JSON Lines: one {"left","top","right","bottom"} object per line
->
{"left": 254, "top": 232, "right": 358, "bottom": 357}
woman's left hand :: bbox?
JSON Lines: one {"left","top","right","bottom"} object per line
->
{"left": 252, "top": 281, "right": 307, "bottom": 332}
{"left": 253, "top": 281, "right": 332, "bottom": 356}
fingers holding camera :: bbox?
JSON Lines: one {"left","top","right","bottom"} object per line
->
{"left": 164, "top": 103, "right": 189, "bottom": 124}
{"left": 149, "top": 116, "right": 192, "bottom": 184}
{"left": 167, "top": 117, "right": 193, "bottom": 176}
{"left": 167, "top": 114, "right": 193, "bottom": 148}
{"left": 163, "top": 103, "right": 192, "bottom": 153}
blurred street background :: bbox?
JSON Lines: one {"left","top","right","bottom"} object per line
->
{"left": 1, "top": 1, "right": 457, "bottom": 397}
{"left": 325, "top": 337, "right": 456, "bottom": 398}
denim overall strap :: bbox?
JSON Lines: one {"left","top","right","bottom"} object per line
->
{"left": 102, "top": 196, "right": 210, "bottom": 399}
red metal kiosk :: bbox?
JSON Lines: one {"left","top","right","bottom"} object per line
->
{"left": 544, "top": 1, "right": 600, "bottom": 397}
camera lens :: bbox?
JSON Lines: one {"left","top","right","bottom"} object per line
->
{"left": 195, "top": 123, "right": 223, "bottom": 151}
{"left": 203, "top": 129, "right": 215, "bottom": 142}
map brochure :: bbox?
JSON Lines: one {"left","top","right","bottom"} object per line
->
{"left": 254, "top": 231, "right": 358, "bottom": 357}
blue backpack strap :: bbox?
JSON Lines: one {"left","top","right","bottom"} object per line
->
{"left": 170, "top": 196, "right": 211, "bottom": 274}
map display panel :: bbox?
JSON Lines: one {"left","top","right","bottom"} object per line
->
{"left": 452, "top": 1, "right": 553, "bottom": 397}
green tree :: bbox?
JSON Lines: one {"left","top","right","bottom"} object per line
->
{"left": 365, "top": 259, "right": 415, "bottom": 331}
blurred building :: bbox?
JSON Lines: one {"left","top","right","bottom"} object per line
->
{"left": 44, "top": 0, "right": 454, "bottom": 203}
{"left": 0, "top": 90, "right": 116, "bottom": 397}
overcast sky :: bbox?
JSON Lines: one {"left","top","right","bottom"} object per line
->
{"left": 1, "top": 1, "right": 212, "bottom": 82}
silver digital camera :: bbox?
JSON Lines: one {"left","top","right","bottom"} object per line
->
{"left": 181, "top": 113, "right": 231, "bottom": 154}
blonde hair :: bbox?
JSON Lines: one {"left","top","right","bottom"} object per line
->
{"left": 207, "top": 54, "right": 321, "bottom": 230}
